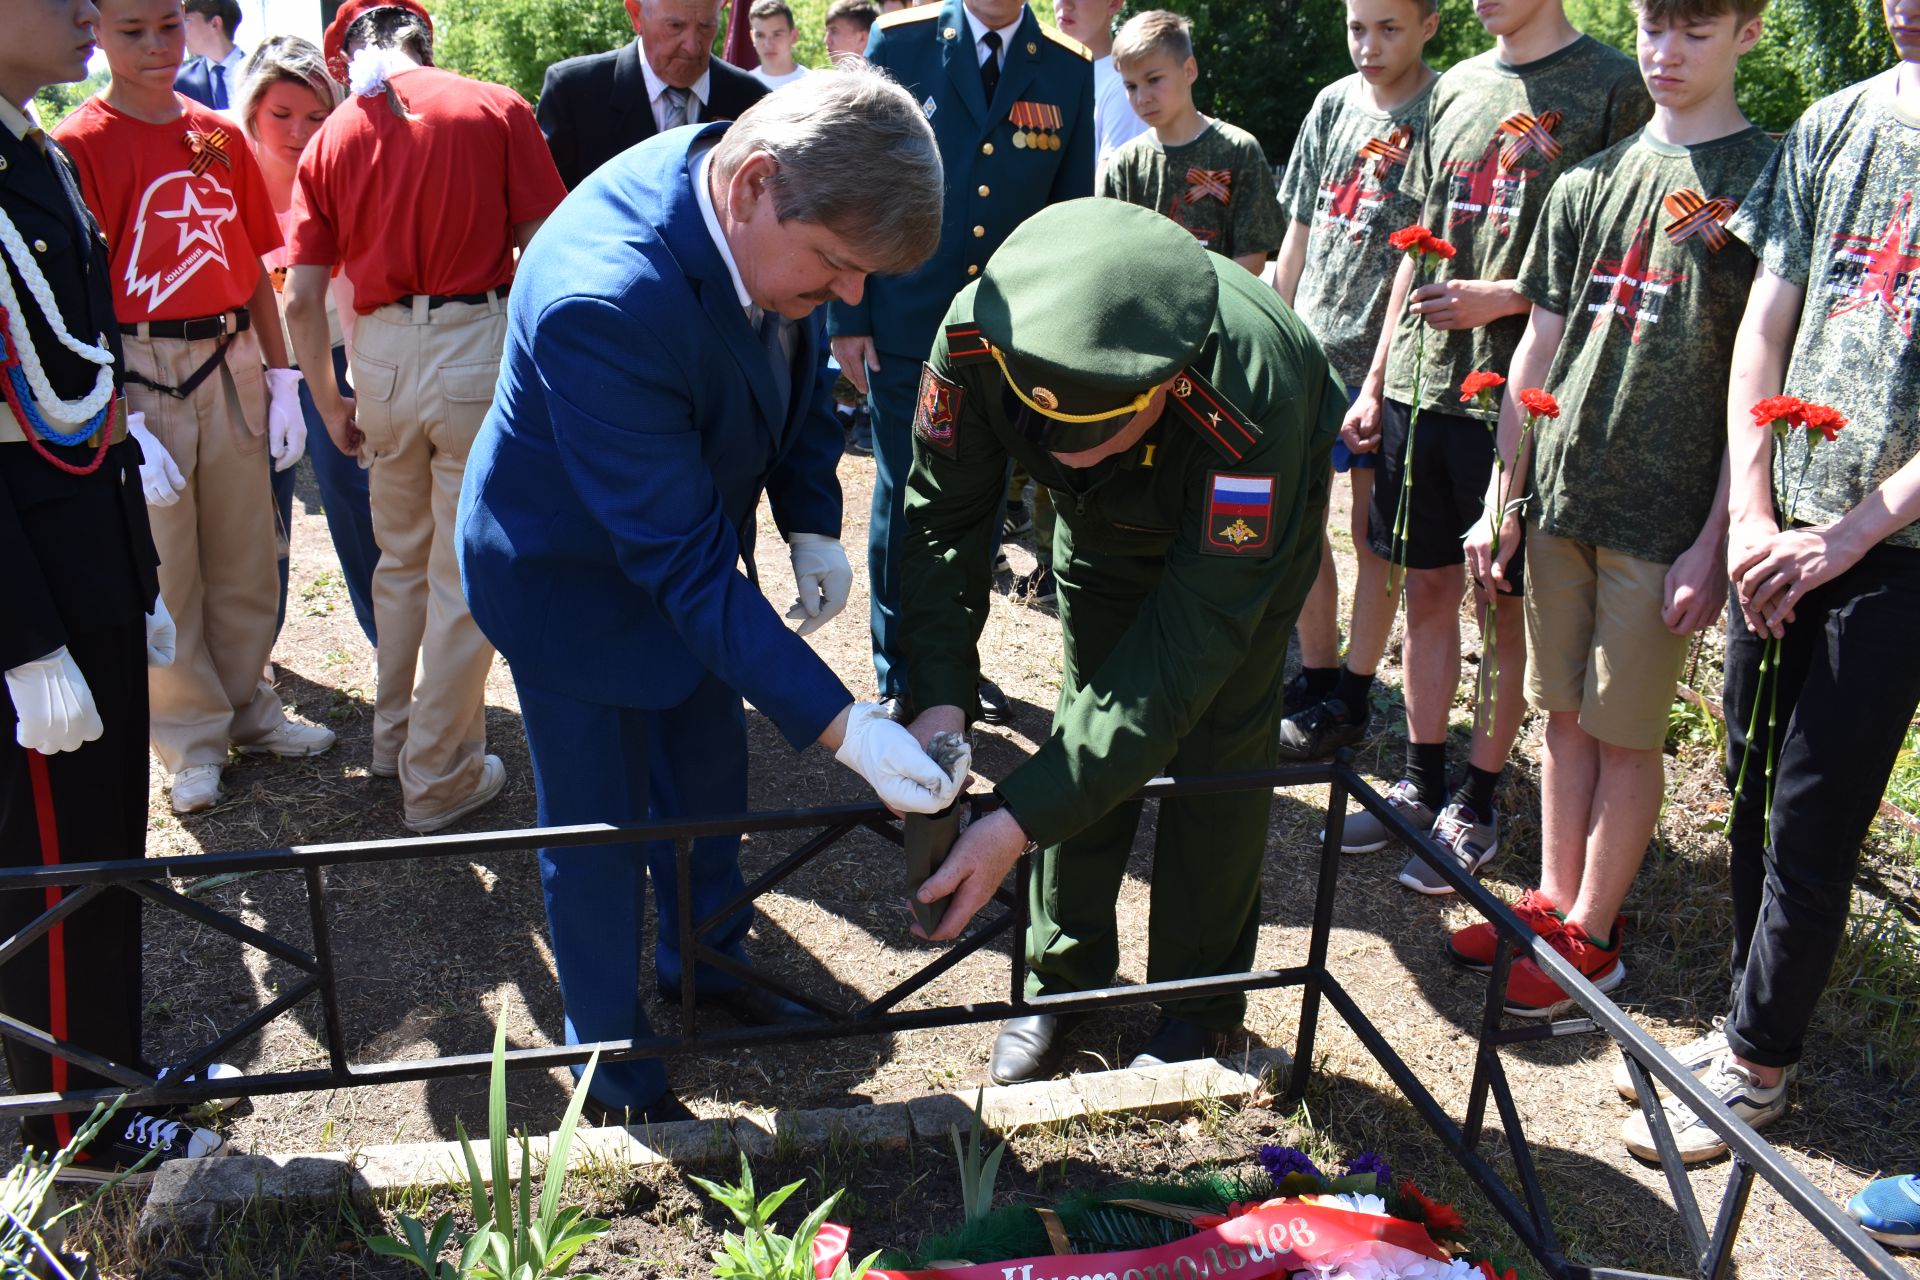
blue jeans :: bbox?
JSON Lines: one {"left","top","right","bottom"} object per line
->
{"left": 272, "top": 345, "right": 379, "bottom": 647}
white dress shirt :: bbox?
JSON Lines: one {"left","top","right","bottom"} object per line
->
{"left": 640, "top": 44, "right": 714, "bottom": 133}
{"left": 962, "top": 5, "right": 1026, "bottom": 70}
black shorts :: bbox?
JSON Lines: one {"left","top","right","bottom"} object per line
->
{"left": 1366, "top": 397, "right": 1525, "bottom": 593}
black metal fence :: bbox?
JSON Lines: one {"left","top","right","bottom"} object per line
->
{"left": 0, "top": 760, "right": 1906, "bottom": 1279}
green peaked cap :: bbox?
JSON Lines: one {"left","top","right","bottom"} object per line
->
{"left": 972, "top": 198, "right": 1219, "bottom": 435}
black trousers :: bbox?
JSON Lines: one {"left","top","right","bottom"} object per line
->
{"left": 1721, "top": 541, "right": 1920, "bottom": 1069}
{"left": 0, "top": 623, "right": 147, "bottom": 1151}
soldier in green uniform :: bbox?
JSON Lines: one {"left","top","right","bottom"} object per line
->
{"left": 903, "top": 199, "right": 1341, "bottom": 1083}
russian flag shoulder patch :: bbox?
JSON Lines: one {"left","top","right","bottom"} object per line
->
{"left": 1204, "top": 471, "right": 1275, "bottom": 556}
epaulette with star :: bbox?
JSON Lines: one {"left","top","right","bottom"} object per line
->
{"left": 943, "top": 322, "right": 995, "bottom": 365}
{"left": 1166, "top": 367, "right": 1260, "bottom": 463}
{"left": 1039, "top": 23, "right": 1091, "bottom": 58}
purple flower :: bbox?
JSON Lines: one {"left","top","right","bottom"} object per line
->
{"left": 1258, "top": 1145, "right": 1323, "bottom": 1186}
{"left": 1345, "top": 1152, "right": 1392, "bottom": 1186}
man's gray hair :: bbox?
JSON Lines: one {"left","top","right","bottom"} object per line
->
{"left": 710, "top": 62, "right": 942, "bottom": 277}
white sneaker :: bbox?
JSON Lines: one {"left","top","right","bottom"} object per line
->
{"left": 170, "top": 765, "right": 223, "bottom": 814}
{"left": 1613, "top": 1015, "right": 1729, "bottom": 1102}
{"left": 156, "top": 1061, "right": 247, "bottom": 1110}
{"left": 403, "top": 754, "right": 507, "bottom": 834}
{"left": 1621, "top": 1052, "right": 1789, "bottom": 1164}
{"left": 235, "top": 719, "right": 337, "bottom": 758}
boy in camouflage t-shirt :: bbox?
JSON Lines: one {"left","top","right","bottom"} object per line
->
{"left": 1099, "top": 10, "right": 1283, "bottom": 272}
{"left": 1454, "top": 0, "right": 1774, "bottom": 1038}
{"left": 1267, "top": 0, "right": 1438, "bottom": 762}
{"left": 1688, "top": 12, "right": 1920, "bottom": 1161}
{"left": 1337, "top": 0, "right": 1652, "bottom": 897}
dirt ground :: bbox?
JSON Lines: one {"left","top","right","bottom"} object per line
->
{"left": 31, "top": 449, "right": 1920, "bottom": 1278}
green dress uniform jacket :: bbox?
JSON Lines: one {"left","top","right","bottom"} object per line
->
{"left": 900, "top": 260, "right": 1343, "bottom": 1025}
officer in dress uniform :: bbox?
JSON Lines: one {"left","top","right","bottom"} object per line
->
{"left": 0, "top": 0, "right": 223, "bottom": 1179}
{"left": 899, "top": 200, "right": 1342, "bottom": 1083}
{"left": 828, "top": 0, "right": 1093, "bottom": 725}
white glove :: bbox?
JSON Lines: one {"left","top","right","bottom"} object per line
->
{"left": 6, "top": 648, "right": 102, "bottom": 755}
{"left": 126, "top": 412, "right": 185, "bottom": 507}
{"left": 786, "top": 532, "right": 852, "bottom": 637}
{"left": 834, "top": 702, "right": 969, "bottom": 814}
{"left": 265, "top": 368, "right": 307, "bottom": 473}
{"left": 145, "top": 596, "right": 176, "bottom": 668}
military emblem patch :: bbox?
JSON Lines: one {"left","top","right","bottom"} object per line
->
{"left": 913, "top": 363, "right": 963, "bottom": 458}
{"left": 1204, "top": 472, "right": 1274, "bottom": 556}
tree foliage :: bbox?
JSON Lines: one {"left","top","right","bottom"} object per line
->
{"left": 433, "top": 0, "right": 634, "bottom": 103}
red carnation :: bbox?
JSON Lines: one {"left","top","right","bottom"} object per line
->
{"left": 1517, "top": 387, "right": 1560, "bottom": 420}
{"left": 1751, "top": 395, "right": 1808, "bottom": 429}
{"left": 1799, "top": 402, "right": 1848, "bottom": 442}
{"left": 1429, "top": 237, "right": 1458, "bottom": 259}
{"left": 1459, "top": 371, "right": 1505, "bottom": 403}
{"left": 1388, "top": 224, "right": 1432, "bottom": 252}
{"left": 1399, "top": 1179, "right": 1468, "bottom": 1240}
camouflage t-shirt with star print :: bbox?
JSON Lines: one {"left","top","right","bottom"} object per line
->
{"left": 1382, "top": 35, "right": 1651, "bottom": 421}
{"left": 1101, "top": 119, "right": 1285, "bottom": 264}
{"left": 1517, "top": 126, "right": 1776, "bottom": 564}
{"left": 1727, "top": 69, "right": 1920, "bottom": 548}
{"left": 1281, "top": 73, "right": 1435, "bottom": 389}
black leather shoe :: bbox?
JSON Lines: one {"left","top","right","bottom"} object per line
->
{"left": 654, "top": 983, "right": 816, "bottom": 1027}
{"left": 1128, "top": 1016, "right": 1228, "bottom": 1069}
{"left": 989, "top": 1013, "right": 1082, "bottom": 1084}
{"left": 582, "top": 1090, "right": 694, "bottom": 1128}
{"left": 977, "top": 678, "right": 1013, "bottom": 726}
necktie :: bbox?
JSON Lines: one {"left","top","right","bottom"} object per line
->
{"left": 211, "top": 63, "right": 228, "bottom": 111}
{"left": 756, "top": 308, "right": 792, "bottom": 417}
{"left": 662, "top": 86, "right": 690, "bottom": 131}
{"left": 979, "top": 31, "right": 1002, "bottom": 105}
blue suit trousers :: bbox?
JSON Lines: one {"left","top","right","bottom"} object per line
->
{"left": 517, "top": 671, "right": 756, "bottom": 1108}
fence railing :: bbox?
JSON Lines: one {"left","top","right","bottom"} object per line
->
{"left": 0, "top": 759, "right": 1904, "bottom": 1279}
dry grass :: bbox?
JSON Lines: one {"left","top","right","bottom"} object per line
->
{"left": 15, "top": 454, "right": 1917, "bottom": 1278}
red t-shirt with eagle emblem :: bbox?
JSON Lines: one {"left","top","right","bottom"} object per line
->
{"left": 1383, "top": 35, "right": 1651, "bottom": 421}
{"left": 55, "top": 94, "right": 280, "bottom": 324}
{"left": 1517, "top": 126, "right": 1777, "bottom": 564}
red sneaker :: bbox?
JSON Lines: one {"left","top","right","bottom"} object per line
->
{"left": 1502, "top": 918, "right": 1625, "bottom": 1018}
{"left": 1446, "top": 888, "right": 1561, "bottom": 973}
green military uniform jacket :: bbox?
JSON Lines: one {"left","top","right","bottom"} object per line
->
{"left": 900, "top": 261, "right": 1343, "bottom": 848}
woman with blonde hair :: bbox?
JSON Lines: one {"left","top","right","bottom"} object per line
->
{"left": 237, "top": 35, "right": 378, "bottom": 650}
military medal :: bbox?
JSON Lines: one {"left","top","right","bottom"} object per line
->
{"left": 1010, "top": 101, "right": 1062, "bottom": 150}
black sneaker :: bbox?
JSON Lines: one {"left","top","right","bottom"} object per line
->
{"left": 55, "top": 1109, "right": 225, "bottom": 1184}
{"left": 1003, "top": 501, "right": 1033, "bottom": 539}
{"left": 1013, "top": 564, "right": 1056, "bottom": 609}
{"left": 1276, "top": 696, "right": 1369, "bottom": 759}
{"left": 1283, "top": 670, "right": 1335, "bottom": 716}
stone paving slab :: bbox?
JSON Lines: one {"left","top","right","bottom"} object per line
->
{"left": 137, "top": 1047, "right": 1288, "bottom": 1239}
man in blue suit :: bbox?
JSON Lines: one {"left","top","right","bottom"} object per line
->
{"left": 457, "top": 67, "right": 958, "bottom": 1121}
{"left": 828, "top": 0, "right": 1094, "bottom": 725}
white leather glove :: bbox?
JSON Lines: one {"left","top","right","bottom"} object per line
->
{"left": 6, "top": 648, "right": 102, "bottom": 755}
{"left": 126, "top": 412, "right": 185, "bottom": 507}
{"left": 265, "top": 368, "right": 307, "bottom": 473}
{"left": 145, "top": 596, "right": 177, "bottom": 668}
{"left": 786, "top": 532, "right": 852, "bottom": 637}
{"left": 834, "top": 702, "right": 969, "bottom": 814}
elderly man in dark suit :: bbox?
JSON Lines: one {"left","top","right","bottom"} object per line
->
{"left": 458, "top": 67, "right": 956, "bottom": 1121}
{"left": 538, "top": 0, "right": 771, "bottom": 189}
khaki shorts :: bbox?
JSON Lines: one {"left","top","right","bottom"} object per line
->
{"left": 1523, "top": 526, "right": 1688, "bottom": 751}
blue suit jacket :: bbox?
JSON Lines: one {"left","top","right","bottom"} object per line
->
{"left": 457, "top": 123, "right": 851, "bottom": 747}
{"left": 173, "top": 58, "right": 221, "bottom": 109}
{"left": 826, "top": 0, "right": 1094, "bottom": 360}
